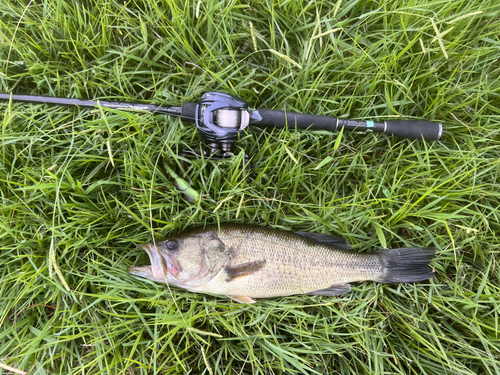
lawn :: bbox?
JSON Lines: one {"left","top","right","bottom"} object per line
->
{"left": 1, "top": 0, "right": 500, "bottom": 374}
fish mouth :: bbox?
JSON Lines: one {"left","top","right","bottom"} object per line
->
{"left": 128, "top": 242, "right": 181, "bottom": 280}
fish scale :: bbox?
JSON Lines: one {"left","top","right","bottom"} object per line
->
{"left": 195, "top": 225, "right": 384, "bottom": 298}
{"left": 128, "top": 224, "right": 436, "bottom": 303}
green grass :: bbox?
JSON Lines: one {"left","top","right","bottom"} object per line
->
{"left": 1, "top": 0, "right": 500, "bottom": 374}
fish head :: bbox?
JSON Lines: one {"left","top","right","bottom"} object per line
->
{"left": 128, "top": 230, "right": 227, "bottom": 289}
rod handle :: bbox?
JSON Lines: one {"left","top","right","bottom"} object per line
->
{"left": 254, "top": 109, "right": 443, "bottom": 141}
{"left": 255, "top": 109, "right": 338, "bottom": 131}
{"left": 384, "top": 120, "right": 443, "bottom": 141}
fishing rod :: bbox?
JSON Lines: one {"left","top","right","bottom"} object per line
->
{"left": 0, "top": 92, "right": 442, "bottom": 162}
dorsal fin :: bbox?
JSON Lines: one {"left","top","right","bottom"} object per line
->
{"left": 295, "top": 231, "right": 352, "bottom": 250}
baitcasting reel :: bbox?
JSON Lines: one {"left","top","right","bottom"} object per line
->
{"left": 177, "top": 92, "right": 256, "bottom": 164}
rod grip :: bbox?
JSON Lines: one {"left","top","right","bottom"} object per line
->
{"left": 181, "top": 102, "right": 198, "bottom": 122}
{"left": 255, "top": 109, "right": 338, "bottom": 131}
{"left": 384, "top": 120, "right": 443, "bottom": 141}
{"left": 255, "top": 109, "right": 443, "bottom": 141}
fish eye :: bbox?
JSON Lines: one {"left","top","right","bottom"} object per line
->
{"left": 166, "top": 240, "right": 178, "bottom": 251}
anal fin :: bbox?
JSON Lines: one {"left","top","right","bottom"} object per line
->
{"left": 306, "top": 284, "right": 351, "bottom": 296}
{"left": 228, "top": 295, "right": 256, "bottom": 304}
{"left": 225, "top": 260, "right": 266, "bottom": 282}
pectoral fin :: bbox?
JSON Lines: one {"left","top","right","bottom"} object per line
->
{"left": 225, "top": 260, "right": 266, "bottom": 282}
{"left": 306, "top": 284, "right": 351, "bottom": 296}
{"left": 228, "top": 295, "right": 256, "bottom": 304}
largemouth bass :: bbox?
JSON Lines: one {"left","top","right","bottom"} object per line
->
{"left": 128, "top": 224, "right": 435, "bottom": 303}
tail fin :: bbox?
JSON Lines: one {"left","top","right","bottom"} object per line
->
{"left": 378, "top": 247, "right": 435, "bottom": 283}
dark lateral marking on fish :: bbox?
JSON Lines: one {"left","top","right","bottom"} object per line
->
{"left": 306, "top": 284, "right": 351, "bottom": 296}
{"left": 225, "top": 260, "right": 266, "bottom": 282}
{"left": 294, "top": 231, "right": 352, "bottom": 250}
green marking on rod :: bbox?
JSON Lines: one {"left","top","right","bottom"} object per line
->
{"left": 366, "top": 120, "right": 374, "bottom": 132}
